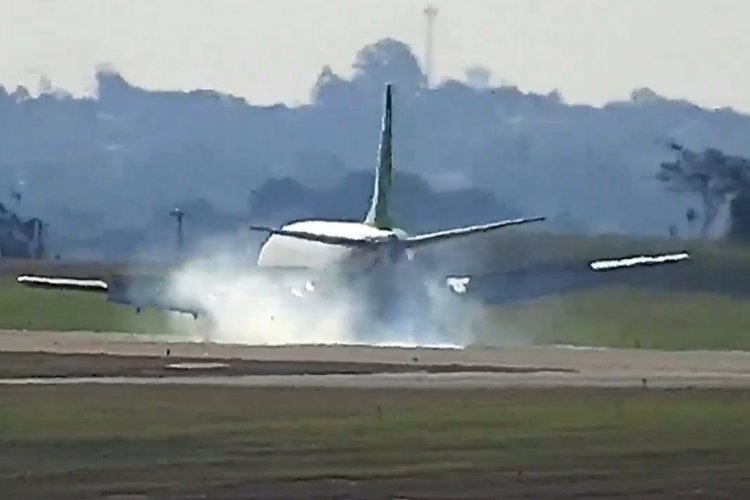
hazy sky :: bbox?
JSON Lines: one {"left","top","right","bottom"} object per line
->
{"left": 1, "top": 0, "right": 748, "bottom": 111}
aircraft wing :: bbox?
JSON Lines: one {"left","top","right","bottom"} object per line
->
{"left": 16, "top": 250, "right": 690, "bottom": 319}
{"left": 261, "top": 250, "right": 690, "bottom": 305}
{"left": 17, "top": 265, "right": 326, "bottom": 319}
{"left": 17, "top": 275, "right": 108, "bottom": 291}
{"left": 250, "top": 217, "right": 546, "bottom": 250}
{"left": 16, "top": 274, "right": 204, "bottom": 318}
{"left": 405, "top": 216, "right": 546, "bottom": 249}
{"left": 445, "top": 251, "right": 691, "bottom": 303}
{"left": 587, "top": 252, "right": 690, "bottom": 270}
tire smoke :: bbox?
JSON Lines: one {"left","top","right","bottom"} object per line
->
{"left": 162, "top": 243, "right": 474, "bottom": 349}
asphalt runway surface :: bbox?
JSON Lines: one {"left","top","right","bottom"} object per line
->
{"left": 1, "top": 329, "right": 749, "bottom": 388}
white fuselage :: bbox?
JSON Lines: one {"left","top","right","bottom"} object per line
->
{"left": 256, "top": 220, "right": 429, "bottom": 332}
{"left": 256, "top": 220, "right": 404, "bottom": 272}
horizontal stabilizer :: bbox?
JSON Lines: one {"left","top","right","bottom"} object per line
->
{"left": 405, "top": 216, "right": 546, "bottom": 248}
{"left": 249, "top": 225, "right": 376, "bottom": 247}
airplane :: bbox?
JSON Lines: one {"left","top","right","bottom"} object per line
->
{"left": 17, "top": 83, "right": 691, "bottom": 339}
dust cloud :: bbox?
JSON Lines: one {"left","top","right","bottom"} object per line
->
{"left": 161, "top": 242, "right": 475, "bottom": 349}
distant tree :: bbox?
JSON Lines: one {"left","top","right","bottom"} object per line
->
{"left": 630, "top": 87, "right": 663, "bottom": 104}
{"left": 310, "top": 65, "right": 358, "bottom": 106}
{"left": 10, "top": 85, "right": 30, "bottom": 100}
{"left": 464, "top": 65, "right": 492, "bottom": 90}
{"left": 291, "top": 151, "right": 347, "bottom": 188}
{"left": 249, "top": 177, "right": 315, "bottom": 222}
{"left": 686, "top": 207, "right": 697, "bottom": 223}
{"left": 728, "top": 192, "right": 750, "bottom": 241}
{"left": 657, "top": 142, "right": 750, "bottom": 238}
{"left": 94, "top": 65, "right": 131, "bottom": 101}
{"left": 36, "top": 75, "right": 52, "bottom": 94}
{"left": 248, "top": 170, "right": 518, "bottom": 233}
{"left": 546, "top": 89, "right": 564, "bottom": 104}
{"left": 311, "top": 39, "right": 425, "bottom": 105}
{"left": 351, "top": 38, "right": 426, "bottom": 96}
{"left": 685, "top": 207, "right": 698, "bottom": 235}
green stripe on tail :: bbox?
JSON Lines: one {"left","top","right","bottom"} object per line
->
{"left": 364, "top": 83, "right": 395, "bottom": 230}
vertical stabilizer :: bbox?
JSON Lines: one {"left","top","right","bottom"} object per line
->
{"left": 365, "top": 83, "right": 394, "bottom": 229}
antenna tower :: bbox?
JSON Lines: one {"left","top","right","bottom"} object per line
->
{"left": 423, "top": 4, "right": 438, "bottom": 87}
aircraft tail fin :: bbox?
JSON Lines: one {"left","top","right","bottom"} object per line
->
{"left": 364, "top": 83, "right": 395, "bottom": 230}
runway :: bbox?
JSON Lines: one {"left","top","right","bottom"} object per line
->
{"left": 3, "top": 370, "right": 750, "bottom": 388}
{"left": 1, "top": 329, "right": 749, "bottom": 388}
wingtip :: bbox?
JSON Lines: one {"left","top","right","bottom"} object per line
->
{"left": 16, "top": 275, "right": 109, "bottom": 289}
{"left": 589, "top": 251, "right": 691, "bottom": 271}
{"left": 514, "top": 215, "right": 546, "bottom": 225}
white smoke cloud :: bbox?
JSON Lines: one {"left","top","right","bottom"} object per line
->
{"left": 161, "top": 238, "right": 474, "bottom": 349}
{"left": 164, "top": 249, "right": 353, "bottom": 345}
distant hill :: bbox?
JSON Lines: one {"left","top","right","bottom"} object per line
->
{"left": 2, "top": 38, "right": 750, "bottom": 259}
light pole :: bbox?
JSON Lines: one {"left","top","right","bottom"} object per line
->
{"left": 170, "top": 207, "right": 185, "bottom": 256}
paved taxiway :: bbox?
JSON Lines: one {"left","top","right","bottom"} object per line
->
{"left": 2, "top": 371, "right": 750, "bottom": 389}
{"left": 1, "top": 329, "right": 749, "bottom": 389}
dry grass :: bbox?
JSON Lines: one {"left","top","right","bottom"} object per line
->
{"left": 1, "top": 385, "right": 749, "bottom": 499}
